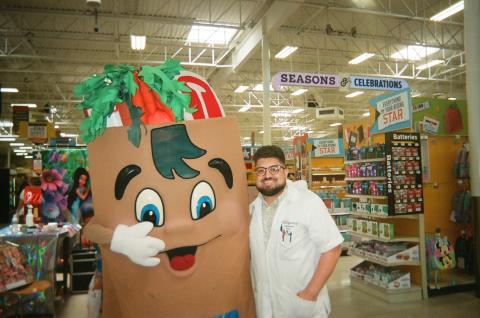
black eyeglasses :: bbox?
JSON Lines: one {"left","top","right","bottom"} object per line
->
{"left": 255, "top": 165, "right": 285, "bottom": 176}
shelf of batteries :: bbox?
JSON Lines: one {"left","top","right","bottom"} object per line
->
{"left": 314, "top": 191, "right": 351, "bottom": 249}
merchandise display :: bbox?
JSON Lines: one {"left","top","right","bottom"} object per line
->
{"left": 351, "top": 261, "right": 412, "bottom": 290}
{"left": 0, "top": 243, "right": 33, "bottom": 292}
{"left": 349, "top": 241, "right": 419, "bottom": 265}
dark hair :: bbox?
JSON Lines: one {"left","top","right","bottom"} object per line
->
{"left": 67, "top": 167, "right": 90, "bottom": 209}
{"left": 253, "top": 145, "right": 285, "bottom": 165}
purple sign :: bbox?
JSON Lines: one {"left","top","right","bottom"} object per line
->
{"left": 272, "top": 72, "right": 340, "bottom": 91}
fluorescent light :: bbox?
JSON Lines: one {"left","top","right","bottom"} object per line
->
{"left": 345, "top": 91, "right": 364, "bottom": 98}
{"left": 234, "top": 85, "right": 249, "bottom": 93}
{"left": 291, "top": 89, "right": 308, "bottom": 96}
{"left": 259, "top": 130, "right": 264, "bottom": 134}
{"left": 19, "top": 146, "right": 32, "bottom": 150}
{"left": 448, "top": 97, "right": 457, "bottom": 100}
{"left": 1, "top": 88, "right": 18, "bottom": 93}
{"left": 275, "top": 46, "right": 298, "bottom": 59}
{"left": 25, "top": 155, "right": 33, "bottom": 159}
{"left": 54, "top": 125, "right": 59, "bottom": 129}
{"left": 306, "top": 130, "right": 314, "bottom": 134}
{"left": 329, "top": 122, "right": 342, "bottom": 127}
{"left": 13, "top": 149, "right": 26, "bottom": 153}
{"left": 60, "top": 133, "right": 78, "bottom": 138}
{"left": 15, "top": 153, "right": 25, "bottom": 156}
{"left": 253, "top": 83, "right": 274, "bottom": 91}
{"left": 130, "top": 35, "right": 146, "bottom": 50}
{"left": 10, "top": 143, "right": 24, "bottom": 146}
{"left": 0, "top": 120, "right": 13, "bottom": 127}
{"left": 430, "top": 1, "right": 464, "bottom": 21}
{"left": 272, "top": 111, "right": 291, "bottom": 117}
{"left": 417, "top": 59, "right": 444, "bottom": 70}
{"left": 411, "top": 92, "right": 422, "bottom": 97}
{"left": 238, "top": 104, "right": 252, "bottom": 112}
{"left": 243, "top": 137, "right": 251, "bottom": 140}
{"left": 362, "top": 112, "right": 370, "bottom": 117}
{"left": 292, "top": 109, "right": 304, "bottom": 114}
{"left": 186, "top": 25, "right": 237, "bottom": 45}
{"left": 391, "top": 45, "right": 439, "bottom": 61}
{"left": 349, "top": 53, "right": 375, "bottom": 64}
{"left": 0, "top": 138, "right": 16, "bottom": 142}
{"left": 11, "top": 103, "right": 37, "bottom": 108}
{"left": 289, "top": 126, "right": 307, "bottom": 131}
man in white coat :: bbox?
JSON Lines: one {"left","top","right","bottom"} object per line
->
{"left": 249, "top": 145, "right": 344, "bottom": 318}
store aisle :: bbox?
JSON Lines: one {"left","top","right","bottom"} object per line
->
{"left": 57, "top": 255, "right": 480, "bottom": 318}
{"left": 329, "top": 256, "right": 480, "bottom": 318}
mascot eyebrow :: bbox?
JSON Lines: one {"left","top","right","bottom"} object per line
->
{"left": 114, "top": 124, "right": 233, "bottom": 200}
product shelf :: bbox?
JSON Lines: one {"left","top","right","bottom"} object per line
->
{"left": 350, "top": 212, "right": 419, "bottom": 219}
{"left": 345, "top": 177, "right": 387, "bottom": 181}
{"left": 345, "top": 194, "right": 388, "bottom": 200}
{"left": 312, "top": 172, "right": 346, "bottom": 176}
{"left": 348, "top": 249, "right": 420, "bottom": 267}
{"left": 344, "top": 158, "right": 385, "bottom": 164}
{"left": 350, "top": 276, "right": 422, "bottom": 303}
{"left": 350, "top": 231, "right": 419, "bottom": 243}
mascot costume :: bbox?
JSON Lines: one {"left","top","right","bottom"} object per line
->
{"left": 76, "top": 60, "right": 255, "bottom": 317}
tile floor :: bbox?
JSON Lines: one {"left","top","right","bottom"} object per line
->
{"left": 56, "top": 256, "right": 480, "bottom": 318}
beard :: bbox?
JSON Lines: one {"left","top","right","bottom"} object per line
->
{"left": 256, "top": 179, "right": 287, "bottom": 197}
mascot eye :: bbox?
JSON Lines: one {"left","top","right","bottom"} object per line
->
{"left": 135, "top": 188, "right": 164, "bottom": 226}
{"left": 190, "top": 181, "right": 216, "bottom": 220}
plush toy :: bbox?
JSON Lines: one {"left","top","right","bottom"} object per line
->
{"left": 78, "top": 60, "right": 255, "bottom": 317}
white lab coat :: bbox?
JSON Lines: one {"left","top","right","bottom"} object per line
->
{"left": 249, "top": 180, "right": 344, "bottom": 318}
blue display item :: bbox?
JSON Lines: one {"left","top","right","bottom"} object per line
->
{"left": 369, "top": 88, "right": 412, "bottom": 134}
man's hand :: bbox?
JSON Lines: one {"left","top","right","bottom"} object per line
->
{"left": 297, "top": 288, "right": 318, "bottom": 302}
{"left": 110, "top": 222, "right": 165, "bottom": 267}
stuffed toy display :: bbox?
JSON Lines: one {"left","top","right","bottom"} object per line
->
{"left": 76, "top": 60, "right": 255, "bottom": 318}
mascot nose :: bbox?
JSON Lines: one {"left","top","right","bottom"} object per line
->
{"left": 163, "top": 217, "right": 195, "bottom": 235}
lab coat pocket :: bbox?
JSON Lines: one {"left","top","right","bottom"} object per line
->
{"left": 291, "top": 294, "right": 316, "bottom": 318}
{"left": 278, "top": 224, "right": 307, "bottom": 260}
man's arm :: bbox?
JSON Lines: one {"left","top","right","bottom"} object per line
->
{"left": 297, "top": 244, "right": 342, "bottom": 301}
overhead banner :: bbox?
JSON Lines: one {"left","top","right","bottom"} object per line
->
{"left": 350, "top": 76, "right": 409, "bottom": 91}
{"left": 370, "top": 88, "right": 412, "bottom": 134}
{"left": 309, "top": 137, "right": 344, "bottom": 157}
{"left": 272, "top": 72, "right": 341, "bottom": 91}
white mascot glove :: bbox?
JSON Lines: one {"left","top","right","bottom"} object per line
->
{"left": 110, "top": 222, "right": 165, "bottom": 267}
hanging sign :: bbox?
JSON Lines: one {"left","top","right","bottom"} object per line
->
{"left": 350, "top": 76, "right": 409, "bottom": 91}
{"left": 272, "top": 72, "right": 340, "bottom": 91}
{"left": 370, "top": 88, "right": 412, "bottom": 134}
{"left": 422, "top": 116, "right": 440, "bottom": 134}
{"left": 309, "top": 137, "right": 344, "bottom": 157}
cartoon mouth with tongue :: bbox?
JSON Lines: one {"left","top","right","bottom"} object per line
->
{"left": 166, "top": 245, "right": 197, "bottom": 271}
{"left": 164, "top": 235, "right": 221, "bottom": 271}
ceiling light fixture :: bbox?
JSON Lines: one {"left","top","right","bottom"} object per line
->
{"left": 448, "top": 97, "right": 457, "bottom": 100}
{"left": 275, "top": 46, "right": 298, "bottom": 59}
{"left": 411, "top": 92, "right": 422, "bottom": 97}
{"left": 11, "top": 103, "right": 37, "bottom": 108}
{"left": 238, "top": 104, "right": 252, "bottom": 112}
{"left": 417, "top": 59, "right": 444, "bottom": 70}
{"left": 234, "top": 85, "right": 249, "bottom": 93}
{"left": 291, "top": 88, "right": 308, "bottom": 96}
{"left": 345, "top": 91, "right": 364, "bottom": 98}
{"left": 259, "top": 130, "right": 264, "bottom": 134}
{"left": 292, "top": 109, "right": 304, "bottom": 114}
{"left": 362, "top": 112, "right": 370, "bottom": 117}
{"left": 186, "top": 25, "right": 237, "bottom": 45}
{"left": 329, "top": 122, "right": 342, "bottom": 127}
{"left": 1, "top": 88, "right": 19, "bottom": 93}
{"left": 0, "top": 138, "right": 16, "bottom": 142}
{"left": 391, "top": 45, "right": 439, "bottom": 61}
{"left": 10, "top": 143, "right": 24, "bottom": 147}
{"left": 130, "top": 35, "right": 146, "bottom": 50}
{"left": 430, "top": 1, "right": 464, "bottom": 21}
{"left": 348, "top": 53, "right": 375, "bottom": 64}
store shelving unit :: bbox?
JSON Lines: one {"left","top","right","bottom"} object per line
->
{"left": 346, "top": 132, "right": 428, "bottom": 302}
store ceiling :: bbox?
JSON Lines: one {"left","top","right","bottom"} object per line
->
{"left": 0, "top": 0, "right": 466, "bottom": 149}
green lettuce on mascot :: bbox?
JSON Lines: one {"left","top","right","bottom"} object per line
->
{"left": 76, "top": 60, "right": 255, "bottom": 318}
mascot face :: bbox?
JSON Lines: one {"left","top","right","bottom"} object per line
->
{"left": 87, "top": 117, "right": 253, "bottom": 317}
